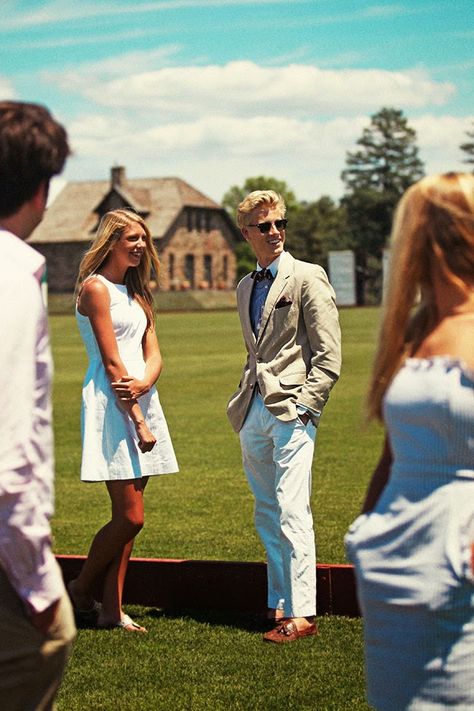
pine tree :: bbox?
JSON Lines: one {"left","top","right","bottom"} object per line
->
{"left": 342, "top": 107, "right": 424, "bottom": 196}
{"left": 460, "top": 122, "right": 474, "bottom": 170}
{"left": 341, "top": 107, "right": 424, "bottom": 303}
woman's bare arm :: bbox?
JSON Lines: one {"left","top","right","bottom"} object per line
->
{"left": 361, "top": 435, "right": 393, "bottom": 513}
{"left": 111, "top": 324, "right": 162, "bottom": 401}
{"left": 78, "top": 278, "right": 155, "bottom": 452}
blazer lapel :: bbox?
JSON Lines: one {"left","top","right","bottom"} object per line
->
{"left": 238, "top": 275, "right": 256, "bottom": 348}
{"left": 257, "top": 253, "right": 294, "bottom": 344}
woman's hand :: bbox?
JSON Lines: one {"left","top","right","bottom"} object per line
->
{"left": 112, "top": 375, "right": 150, "bottom": 401}
{"left": 135, "top": 421, "right": 157, "bottom": 453}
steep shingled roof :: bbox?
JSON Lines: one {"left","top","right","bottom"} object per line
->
{"left": 28, "top": 174, "right": 222, "bottom": 244}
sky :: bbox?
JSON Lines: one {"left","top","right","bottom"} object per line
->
{"left": 2, "top": 0, "right": 473, "bottom": 205}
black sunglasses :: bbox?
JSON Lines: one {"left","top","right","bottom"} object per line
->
{"left": 248, "top": 218, "right": 288, "bottom": 234}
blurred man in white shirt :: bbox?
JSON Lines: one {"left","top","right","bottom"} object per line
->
{"left": 0, "top": 101, "right": 75, "bottom": 711}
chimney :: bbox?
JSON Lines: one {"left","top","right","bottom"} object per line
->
{"left": 111, "top": 165, "right": 125, "bottom": 188}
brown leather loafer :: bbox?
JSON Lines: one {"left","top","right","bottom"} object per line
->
{"left": 263, "top": 619, "right": 318, "bottom": 644}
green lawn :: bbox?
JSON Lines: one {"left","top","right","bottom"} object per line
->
{"left": 50, "top": 306, "right": 382, "bottom": 710}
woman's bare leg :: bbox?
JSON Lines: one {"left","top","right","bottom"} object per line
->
{"left": 68, "top": 478, "right": 147, "bottom": 619}
{"left": 99, "top": 538, "right": 135, "bottom": 623}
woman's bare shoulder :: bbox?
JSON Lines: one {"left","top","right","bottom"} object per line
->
{"left": 446, "top": 315, "right": 474, "bottom": 366}
{"left": 418, "top": 314, "right": 474, "bottom": 367}
{"left": 78, "top": 276, "right": 110, "bottom": 314}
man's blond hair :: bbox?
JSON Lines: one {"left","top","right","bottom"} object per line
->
{"left": 236, "top": 190, "right": 286, "bottom": 229}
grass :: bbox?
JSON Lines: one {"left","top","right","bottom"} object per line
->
{"left": 60, "top": 610, "right": 366, "bottom": 711}
{"left": 47, "top": 289, "right": 238, "bottom": 315}
{"left": 50, "top": 306, "right": 382, "bottom": 710}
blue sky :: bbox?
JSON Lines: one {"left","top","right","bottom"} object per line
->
{"left": 2, "top": 0, "right": 473, "bottom": 203}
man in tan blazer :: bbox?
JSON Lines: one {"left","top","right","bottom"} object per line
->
{"left": 227, "top": 190, "right": 341, "bottom": 643}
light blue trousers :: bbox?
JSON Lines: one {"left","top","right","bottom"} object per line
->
{"left": 240, "top": 394, "right": 317, "bottom": 618}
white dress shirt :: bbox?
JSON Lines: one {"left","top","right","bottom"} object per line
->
{"left": 0, "top": 228, "right": 64, "bottom": 613}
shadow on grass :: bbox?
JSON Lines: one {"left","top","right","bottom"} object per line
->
{"left": 147, "top": 606, "right": 274, "bottom": 633}
{"left": 73, "top": 605, "right": 273, "bottom": 634}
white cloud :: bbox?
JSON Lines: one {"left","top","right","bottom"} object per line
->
{"left": 0, "top": 76, "right": 16, "bottom": 99}
{"left": 10, "top": 28, "right": 153, "bottom": 50}
{"left": 413, "top": 114, "right": 474, "bottom": 174}
{"left": 45, "top": 60, "right": 455, "bottom": 119}
{"left": 42, "top": 46, "right": 183, "bottom": 82}
{"left": 63, "top": 109, "right": 472, "bottom": 203}
{"left": 3, "top": 0, "right": 306, "bottom": 31}
{"left": 41, "top": 54, "right": 466, "bottom": 203}
{"left": 68, "top": 112, "right": 363, "bottom": 159}
{"left": 361, "top": 4, "right": 406, "bottom": 19}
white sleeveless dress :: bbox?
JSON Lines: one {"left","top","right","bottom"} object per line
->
{"left": 346, "top": 357, "right": 474, "bottom": 710}
{"left": 76, "top": 275, "right": 179, "bottom": 482}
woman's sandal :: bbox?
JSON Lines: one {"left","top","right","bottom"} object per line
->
{"left": 98, "top": 613, "right": 147, "bottom": 634}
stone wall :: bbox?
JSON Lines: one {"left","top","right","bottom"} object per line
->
{"left": 34, "top": 242, "right": 87, "bottom": 293}
{"left": 157, "top": 209, "right": 237, "bottom": 291}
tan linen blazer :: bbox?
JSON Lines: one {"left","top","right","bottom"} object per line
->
{"left": 227, "top": 252, "right": 341, "bottom": 433}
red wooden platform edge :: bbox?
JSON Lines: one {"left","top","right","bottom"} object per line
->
{"left": 57, "top": 555, "right": 360, "bottom": 617}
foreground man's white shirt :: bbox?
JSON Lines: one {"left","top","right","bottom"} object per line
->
{"left": 0, "top": 228, "right": 65, "bottom": 613}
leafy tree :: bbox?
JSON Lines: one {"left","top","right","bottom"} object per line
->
{"left": 460, "top": 121, "right": 474, "bottom": 170}
{"left": 341, "top": 107, "right": 424, "bottom": 303}
{"left": 234, "top": 241, "right": 255, "bottom": 282}
{"left": 222, "top": 176, "right": 298, "bottom": 216}
{"left": 286, "top": 197, "right": 349, "bottom": 270}
{"left": 222, "top": 176, "right": 349, "bottom": 280}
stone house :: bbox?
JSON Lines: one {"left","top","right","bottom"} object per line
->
{"left": 28, "top": 166, "right": 239, "bottom": 292}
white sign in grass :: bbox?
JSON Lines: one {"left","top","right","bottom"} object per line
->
{"left": 328, "top": 250, "right": 356, "bottom": 306}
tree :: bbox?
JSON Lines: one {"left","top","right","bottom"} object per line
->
{"left": 221, "top": 176, "right": 349, "bottom": 278}
{"left": 342, "top": 107, "right": 424, "bottom": 197}
{"left": 222, "top": 176, "right": 298, "bottom": 216}
{"left": 234, "top": 241, "right": 255, "bottom": 282}
{"left": 341, "top": 107, "right": 424, "bottom": 303}
{"left": 460, "top": 122, "right": 474, "bottom": 170}
{"left": 286, "top": 197, "right": 349, "bottom": 270}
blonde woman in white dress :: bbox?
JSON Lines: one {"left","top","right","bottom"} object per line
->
{"left": 68, "top": 209, "right": 178, "bottom": 633}
{"left": 346, "top": 173, "right": 474, "bottom": 709}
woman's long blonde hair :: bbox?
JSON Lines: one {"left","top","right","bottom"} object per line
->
{"left": 367, "top": 172, "right": 474, "bottom": 421}
{"left": 76, "top": 209, "right": 160, "bottom": 328}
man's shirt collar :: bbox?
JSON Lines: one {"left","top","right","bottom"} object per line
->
{"left": 256, "top": 251, "right": 286, "bottom": 279}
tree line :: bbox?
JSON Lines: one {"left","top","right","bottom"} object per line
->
{"left": 223, "top": 107, "right": 474, "bottom": 304}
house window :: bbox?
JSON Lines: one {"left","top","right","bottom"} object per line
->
{"left": 185, "top": 254, "right": 195, "bottom": 288}
{"left": 168, "top": 253, "right": 175, "bottom": 280}
{"left": 196, "top": 211, "right": 203, "bottom": 232}
{"left": 222, "top": 255, "right": 228, "bottom": 281}
{"left": 204, "top": 255, "right": 212, "bottom": 286}
{"left": 186, "top": 208, "right": 210, "bottom": 232}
